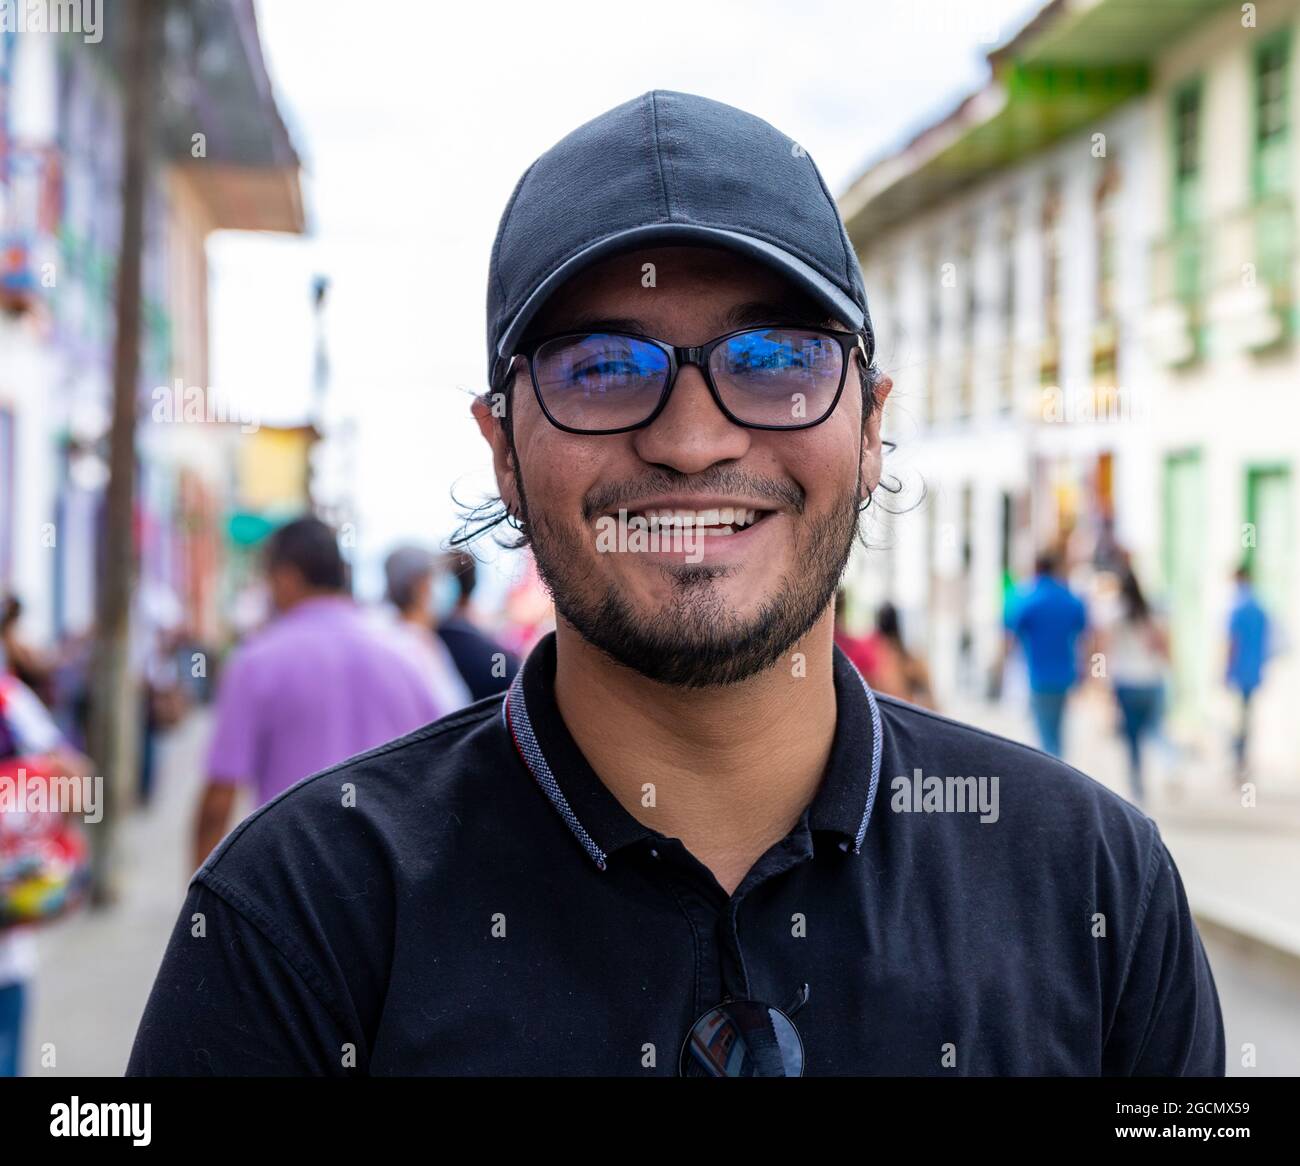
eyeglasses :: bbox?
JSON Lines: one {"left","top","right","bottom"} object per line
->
{"left": 679, "top": 984, "right": 809, "bottom": 1077}
{"left": 515, "top": 326, "right": 870, "bottom": 435}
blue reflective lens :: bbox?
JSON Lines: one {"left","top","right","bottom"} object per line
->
{"left": 712, "top": 329, "right": 843, "bottom": 424}
{"left": 719, "top": 330, "right": 835, "bottom": 381}
{"left": 538, "top": 334, "right": 668, "bottom": 396}
{"left": 534, "top": 333, "right": 669, "bottom": 430}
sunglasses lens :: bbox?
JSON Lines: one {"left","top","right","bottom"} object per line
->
{"left": 679, "top": 999, "right": 804, "bottom": 1077}
{"left": 533, "top": 333, "right": 669, "bottom": 431}
{"left": 710, "top": 328, "right": 844, "bottom": 427}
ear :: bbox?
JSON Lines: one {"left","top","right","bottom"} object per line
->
{"left": 859, "top": 372, "right": 893, "bottom": 502}
{"left": 472, "top": 382, "right": 521, "bottom": 518}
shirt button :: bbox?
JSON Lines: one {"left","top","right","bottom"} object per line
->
{"left": 650, "top": 848, "right": 660, "bottom": 859}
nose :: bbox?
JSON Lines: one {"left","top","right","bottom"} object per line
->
{"left": 631, "top": 362, "right": 751, "bottom": 473}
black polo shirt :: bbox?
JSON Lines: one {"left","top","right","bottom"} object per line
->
{"left": 127, "top": 632, "right": 1224, "bottom": 1076}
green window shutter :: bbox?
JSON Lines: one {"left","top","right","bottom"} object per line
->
{"left": 1245, "top": 465, "right": 1293, "bottom": 625}
{"left": 1253, "top": 30, "right": 1291, "bottom": 201}
{"left": 1172, "top": 80, "right": 1203, "bottom": 230}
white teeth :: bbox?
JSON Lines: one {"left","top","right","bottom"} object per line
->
{"left": 636, "top": 506, "right": 763, "bottom": 529}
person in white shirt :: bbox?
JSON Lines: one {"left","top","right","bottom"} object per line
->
{"left": 381, "top": 547, "right": 473, "bottom": 715}
{"left": 1095, "top": 567, "right": 1170, "bottom": 806}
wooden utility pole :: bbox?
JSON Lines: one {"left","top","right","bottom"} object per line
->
{"left": 86, "top": 0, "right": 163, "bottom": 905}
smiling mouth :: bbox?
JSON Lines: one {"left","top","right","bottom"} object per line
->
{"left": 617, "top": 506, "right": 774, "bottom": 536}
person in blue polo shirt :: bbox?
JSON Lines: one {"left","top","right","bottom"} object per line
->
{"left": 1226, "top": 562, "right": 1272, "bottom": 779}
{"left": 1008, "top": 550, "right": 1088, "bottom": 757}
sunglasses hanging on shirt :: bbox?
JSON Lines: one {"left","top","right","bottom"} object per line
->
{"left": 679, "top": 983, "right": 810, "bottom": 1077}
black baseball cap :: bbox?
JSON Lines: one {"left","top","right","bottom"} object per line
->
{"left": 485, "top": 90, "right": 872, "bottom": 390}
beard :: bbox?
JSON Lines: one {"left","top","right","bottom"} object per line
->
{"left": 516, "top": 463, "right": 862, "bottom": 688}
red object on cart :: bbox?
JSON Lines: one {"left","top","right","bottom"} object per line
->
{"left": 0, "top": 754, "right": 91, "bottom": 930}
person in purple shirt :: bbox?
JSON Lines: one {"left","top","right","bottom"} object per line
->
{"left": 192, "top": 517, "right": 443, "bottom": 869}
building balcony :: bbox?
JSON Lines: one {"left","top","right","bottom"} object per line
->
{"left": 1147, "top": 196, "right": 1295, "bottom": 368}
{"left": 918, "top": 345, "right": 1021, "bottom": 428}
{"left": 158, "top": 0, "right": 305, "bottom": 234}
{"left": 1206, "top": 196, "right": 1294, "bottom": 354}
{"left": 1147, "top": 228, "right": 1204, "bottom": 367}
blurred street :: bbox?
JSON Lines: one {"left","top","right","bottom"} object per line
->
{"left": 949, "top": 685, "right": 1300, "bottom": 1077}
{"left": 21, "top": 693, "right": 1300, "bottom": 1077}
{"left": 21, "top": 710, "right": 224, "bottom": 1076}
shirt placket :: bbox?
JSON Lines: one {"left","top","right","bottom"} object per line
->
{"left": 641, "top": 818, "right": 816, "bottom": 1017}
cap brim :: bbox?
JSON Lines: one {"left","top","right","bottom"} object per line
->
{"left": 493, "top": 223, "right": 865, "bottom": 388}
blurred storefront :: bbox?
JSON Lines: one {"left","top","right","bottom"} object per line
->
{"left": 0, "top": 2, "right": 304, "bottom": 653}
{"left": 225, "top": 422, "right": 319, "bottom": 614}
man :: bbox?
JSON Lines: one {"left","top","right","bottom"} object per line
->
{"left": 190, "top": 517, "right": 443, "bottom": 869}
{"left": 381, "top": 545, "right": 473, "bottom": 713}
{"left": 1007, "top": 550, "right": 1088, "bottom": 758}
{"left": 1226, "top": 562, "right": 1271, "bottom": 779}
{"left": 131, "top": 92, "right": 1222, "bottom": 1076}
{"left": 435, "top": 551, "right": 519, "bottom": 699}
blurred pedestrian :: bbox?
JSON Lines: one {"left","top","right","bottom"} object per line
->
{"left": 382, "top": 546, "right": 472, "bottom": 713}
{"left": 1226, "top": 562, "right": 1271, "bottom": 780}
{"left": 1, "top": 597, "right": 54, "bottom": 707}
{"left": 0, "top": 651, "right": 94, "bottom": 1077}
{"left": 135, "top": 582, "right": 187, "bottom": 808}
{"left": 48, "top": 628, "right": 94, "bottom": 754}
{"left": 832, "top": 589, "right": 878, "bottom": 680}
{"left": 192, "top": 517, "right": 444, "bottom": 869}
{"left": 1007, "top": 550, "right": 1088, "bottom": 757}
{"left": 497, "top": 552, "right": 555, "bottom": 660}
{"left": 1097, "top": 568, "right": 1169, "bottom": 805}
{"left": 435, "top": 552, "right": 519, "bottom": 700}
{"left": 863, "top": 602, "right": 934, "bottom": 710}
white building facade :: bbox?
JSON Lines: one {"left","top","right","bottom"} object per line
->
{"left": 840, "top": 0, "right": 1300, "bottom": 780}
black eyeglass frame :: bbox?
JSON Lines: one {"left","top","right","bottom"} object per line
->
{"left": 512, "top": 324, "right": 873, "bottom": 436}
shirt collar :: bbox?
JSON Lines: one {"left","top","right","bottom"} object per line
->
{"left": 502, "top": 631, "right": 884, "bottom": 871}
{"left": 281, "top": 594, "right": 353, "bottom": 621}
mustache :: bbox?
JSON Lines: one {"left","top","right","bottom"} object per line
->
{"left": 581, "top": 468, "right": 805, "bottom": 521}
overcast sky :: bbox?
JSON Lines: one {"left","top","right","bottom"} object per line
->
{"left": 209, "top": 0, "right": 1042, "bottom": 600}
